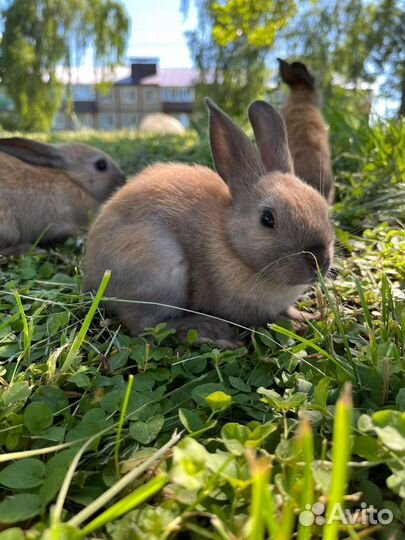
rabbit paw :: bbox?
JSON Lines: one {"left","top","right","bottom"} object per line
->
{"left": 282, "top": 306, "right": 318, "bottom": 322}
{"left": 170, "top": 315, "right": 244, "bottom": 349}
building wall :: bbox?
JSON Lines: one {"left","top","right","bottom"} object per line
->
{"left": 0, "top": 81, "right": 196, "bottom": 131}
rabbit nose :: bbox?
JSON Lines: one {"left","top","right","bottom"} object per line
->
{"left": 304, "top": 244, "right": 330, "bottom": 273}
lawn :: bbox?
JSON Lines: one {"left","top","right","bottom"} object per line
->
{"left": 0, "top": 110, "right": 404, "bottom": 540}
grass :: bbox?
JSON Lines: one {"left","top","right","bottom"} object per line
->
{"left": 0, "top": 113, "right": 404, "bottom": 539}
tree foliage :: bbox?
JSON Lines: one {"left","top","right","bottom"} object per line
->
{"left": 182, "top": 0, "right": 296, "bottom": 121}
{"left": 368, "top": 0, "right": 405, "bottom": 116}
{"left": 279, "top": 1, "right": 375, "bottom": 89}
{"left": 0, "top": 0, "right": 129, "bottom": 131}
{"left": 279, "top": 0, "right": 405, "bottom": 117}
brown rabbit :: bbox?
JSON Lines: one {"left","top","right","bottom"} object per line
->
{"left": 278, "top": 59, "right": 334, "bottom": 203}
{"left": 0, "top": 138, "right": 125, "bottom": 256}
{"left": 85, "top": 99, "right": 334, "bottom": 347}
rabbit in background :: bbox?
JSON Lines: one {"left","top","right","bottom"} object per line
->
{"left": 0, "top": 137, "right": 126, "bottom": 256}
{"left": 278, "top": 58, "right": 334, "bottom": 203}
{"left": 85, "top": 98, "right": 334, "bottom": 348}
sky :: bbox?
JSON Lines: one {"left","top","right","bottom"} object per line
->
{"left": 122, "top": 0, "right": 197, "bottom": 68}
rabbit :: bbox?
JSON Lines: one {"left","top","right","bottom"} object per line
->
{"left": 85, "top": 98, "right": 334, "bottom": 348}
{"left": 0, "top": 137, "right": 126, "bottom": 256}
{"left": 278, "top": 58, "right": 334, "bottom": 203}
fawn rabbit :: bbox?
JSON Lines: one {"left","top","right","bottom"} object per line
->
{"left": 85, "top": 99, "right": 334, "bottom": 347}
{"left": 278, "top": 59, "right": 334, "bottom": 203}
{"left": 0, "top": 137, "right": 125, "bottom": 256}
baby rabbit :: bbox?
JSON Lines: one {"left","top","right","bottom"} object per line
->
{"left": 85, "top": 98, "right": 334, "bottom": 347}
{"left": 0, "top": 137, "right": 125, "bottom": 256}
{"left": 278, "top": 59, "right": 334, "bottom": 203}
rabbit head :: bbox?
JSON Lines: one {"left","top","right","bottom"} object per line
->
{"left": 206, "top": 98, "right": 334, "bottom": 289}
{"left": 0, "top": 137, "right": 126, "bottom": 201}
{"left": 277, "top": 58, "right": 316, "bottom": 90}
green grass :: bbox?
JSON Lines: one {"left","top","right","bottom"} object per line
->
{"left": 0, "top": 115, "right": 404, "bottom": 539}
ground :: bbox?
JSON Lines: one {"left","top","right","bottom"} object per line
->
{"left": 0, "top": 110, "right": 404, "bottom": 539}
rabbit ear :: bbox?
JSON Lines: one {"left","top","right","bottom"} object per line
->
{"left": 0, "top": 137, "right": 66, "bottom": 169}
{"left": 278, "top": 58, "right": 315, "bottom": 89}
{"left": 205, "top": 97, "right": 264, "bottom": 194}
{"left": 248, "top": 100, "right": 294, "bottom": 174}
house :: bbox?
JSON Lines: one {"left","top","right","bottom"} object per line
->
{"left": 53, "top": 58, "right": 199, "bottom": 130}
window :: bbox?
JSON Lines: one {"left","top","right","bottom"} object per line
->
{"left": 53, "top": 113, "right": 66, "bottom": 130}
{"left": 98, "top": 88, "right": 113, "bottom": 104}
{"left": 121, "top": 113, "right": 138, "bottom": 129}
{"left": 73, "top": 85, "right": 95, "bottom": 101}
{"left": 0, "top": 86, "right": 14, "bottom": 111}
{"left": 145, "top": 87, "right": 158, "bottom": 104}
{"left": 121, "top": 87, "right": 137, "bottom": 104}
{"left": 99, "top": 113, "right": 115, "bottom": 130}
{"left": 161, "top": 87, "right": 195, "bottom": 103}
{"left": 77, "top": 113, "right": 94, "bottom": 129}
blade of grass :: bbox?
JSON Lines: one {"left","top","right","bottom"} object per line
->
{"left": 80, "top": 474, "right": 168, "bottom": 537}
{"left": 262, "top": 483, "right": 278, "bottom": 539}
{"left": 322, "top": 383, "right": 353, "bottom": 540}
{"left": 13, "top": 289, "right": 33, "bottom": 366}
{"left": 0, "top": 441, "right": 76, "bottom": 463}
{"left": 297, "top": 418, "right": 315, "bottom": 540}
{"left": 61, "top": 269, "right": 111, "bottom": 372}
{"left": 114, "top": 374, "right": 134, "bottom": 479}
{"left": 318, "top": 273, "right": 360, "bottom": 387}
{"left": 270, "top": 323, "right": 354, "bottom": 378}
{"left": 68, "top": 430, "right": 181, "bottom": 528}
{"left": 278, "top": 499, "right": 296, "bottom": 540}
{"left": 247, "top": 455, "right": 271, "bottom": 540}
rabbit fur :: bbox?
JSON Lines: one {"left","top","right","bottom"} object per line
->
{"left": 0, "top": 138, "right": 125, "bottom": 256}
{"left": 85, "top": 98, "right": 334, "bottom": 347}
{"left": 278, "top": 59, "right": 334, "bottom": 203}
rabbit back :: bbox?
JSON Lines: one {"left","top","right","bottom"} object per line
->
{"left": 281, "top": 103, "right": 334, "bottom": 202}
{"left": 0, "top": 153, "right": 98, "bottom": 249}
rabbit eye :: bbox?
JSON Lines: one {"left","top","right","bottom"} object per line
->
{"left": 95, "top": 158, "right": 108, "bottom": 171}
{"left": 261, "top": 210, "right": 275, "bottom": 228}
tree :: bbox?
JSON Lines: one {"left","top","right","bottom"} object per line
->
{"left": 278, "top": 1, "right": 375, "bottom": 93}
{"left": 0, "top": 0, "right": 129, "bottom": 131}
{"left": 182, "top": 0, "right": 296, "bottom": 121}
{"left": 368, "top": 0, "right": 405, "bottom": 117}
{"left": 279, "top": 0, "right": 405, "bottom": 118}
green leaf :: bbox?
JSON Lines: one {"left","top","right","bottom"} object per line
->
{"left": 204, "top": 391, "right": 232, "bottom": 412}
{"left": 39, "top": 468, "right": 66, "bottom": 507}
{"left": 38, "top": 261, "right": 55, "bottom": 279}
{"left": 191, "top": 383, "right": 232, "bottom": 406}
{"left": 0, "top": 494, "right": 40, "bottom": 523}
{"left": 0, "top": 458, "right": 46, "bottom": 489}
{"left": 0, "top": 529, "right": 24, "bottom": 540}
{"left": 258, "top": 388, "right": 307, "bottom": 411}
{"left": 24, "top": 401, "right": 53, "bottom": 434}
{"left": 1, "top": 382, "right": 31, "bottom": 407}
{"left": 171, "top": 438, "right": 209, "bottom": 490}
{"left": 396, "top": 388, "right": 405, "bottom": 411}
{"left": 129, "top": 415, "right": 164, "bottom": 444}
{"left": 178, "top": 408, "right": 204, "bottom": 433}
{"left": 221, "top": 423, "right": 248, "bottom": 455}
{"left": 387, "top": 470, "right": 405, "bottom": 499}
{"left": 67, "top": 372, "right": 91, "bottom": 389}
{"left": 229, "top": 376, "right": 251, "bottom": 392}
{"left": 32, "top": 385, "right": 69, "bottom": 413}
{"left": 374, "top": 426, "right": 405, "bottom": 451}
{"left": 221, "top": 421, "right": 278, "bottom": 455}
{"left": 313, "top": 377, "right": 331, "bottom": 409}
{"left": 109, "top": 350, "right": 130, "bottom": 370}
